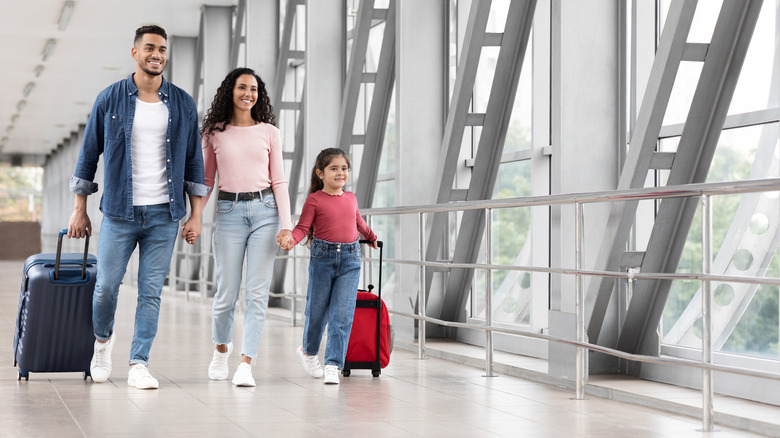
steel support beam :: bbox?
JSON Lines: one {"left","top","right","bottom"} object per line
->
{"left": 617, "top": 0, "right": 764, "bottom": 356}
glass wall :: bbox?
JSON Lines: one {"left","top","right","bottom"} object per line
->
{"left": 651, "top": 1, "right": 780, "bottom": 362}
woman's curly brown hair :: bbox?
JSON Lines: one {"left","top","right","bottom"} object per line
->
{"left": 201, "top": 67, "right": 276, "bottom": 137}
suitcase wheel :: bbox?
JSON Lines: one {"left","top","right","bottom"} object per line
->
{"left": 342, "top": 369, "right": 351, "bottom": 377}
{"left": 18, "top": 370, "right": 29, "bottom": 381}
{"left": 372, "top": 370, "right": 380, "bottom": 377}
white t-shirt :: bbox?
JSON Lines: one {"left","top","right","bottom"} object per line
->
{"left": 131, "top": 100, "right": 170, "bottom": 206}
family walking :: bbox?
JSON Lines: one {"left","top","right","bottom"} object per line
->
{"left": 66, "top": 25, "right": 379, "bottom": 390}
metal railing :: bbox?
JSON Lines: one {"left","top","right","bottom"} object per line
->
{"left": 167, "top": 177, "right": 780, "bottom": 432}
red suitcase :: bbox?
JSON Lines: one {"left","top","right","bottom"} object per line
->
{"left": 343, "top": 240, "right": 390, "bottom": 377}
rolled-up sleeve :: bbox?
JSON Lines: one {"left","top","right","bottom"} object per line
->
{"left": 70, "top": 176, "right": 99, "bottom": 195}
{"left": 71, "top": 96, "right": 104, "bottom": 196}
{"left": 183, "top": 101, "right": 210, "bottom": 197}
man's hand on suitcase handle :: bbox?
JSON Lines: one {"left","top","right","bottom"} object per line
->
{"left": 67, "top": 194, "right": 92, "bottom": 239}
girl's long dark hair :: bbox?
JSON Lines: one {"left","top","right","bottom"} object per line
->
{"left": 304, "top": 148, "right": 351, "bottom": 245}
{"left": 201, "top": 67, "right": 276, "bottom": 137}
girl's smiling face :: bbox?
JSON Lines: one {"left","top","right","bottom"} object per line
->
{"left": 317, "top": 155, "right": 349, "bottom": 195}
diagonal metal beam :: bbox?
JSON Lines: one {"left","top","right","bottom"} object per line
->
{"left": 337, "top": 0, "right": 377, "bottom": 156}
{"left": 585, "top": 0, "right": 699, "bottom": 344}
{"left": 616, "top": 0, "right": 764, "bottom": 356}
{"left": 441, "top": 0, "right": 537, "bottom": 321}
{"left": 423, "top": 0, "right": 492, "bottom": 319}
{"left": 355, "top": 1, "right": 396, "bottom": 208}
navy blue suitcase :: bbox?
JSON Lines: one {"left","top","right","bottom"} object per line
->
{"left": 13, "top": 230, "right": 97, "bottom": 380}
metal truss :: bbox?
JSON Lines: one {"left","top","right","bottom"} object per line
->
{"left": 584, "top": 0, "right": 765, "bottom": 356}
{"left": 336, "top": 0, "right": 396, "bottom": 208}
{"left": 270, "top": 0, "right": 306, "bottom": 295}
{"left": 664, "top": 29, "right": 780, "bottom": 350}
{"left": 423, "top": 0, "right": 537, "bottom": 322}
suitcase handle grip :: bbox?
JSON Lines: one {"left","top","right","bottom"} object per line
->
{"left": 55, "top": 229, "right": 90, "bottom": 281}
{"left": 359, "top": 239, "right": 382, "bottom": 248}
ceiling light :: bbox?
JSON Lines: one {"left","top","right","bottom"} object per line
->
{"left": 6, "top": 125, "right": 14, "bottom": 134}
{"left": 34, "top": 65, "right": 45, "bottom": 77}
{"left": 42, "top": 39, "right": 57, "bottom": 62}
{"left": 23, "top": 82, "right": 35, "bottom": 97}
{"left": 58, "top": 1, "right": 75, "bottom": 31}
{"left": 11, "top": 114, "right": 19, "bottom": 124}
{"left": 17, "top": 100, "right": 26, "bottom": 112}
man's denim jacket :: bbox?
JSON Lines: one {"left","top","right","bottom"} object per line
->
{"left": 70, "top": 74, "right": 210, "bottom": 222}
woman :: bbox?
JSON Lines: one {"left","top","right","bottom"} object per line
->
{"left": 198, "top": 67, "right": 292, "bottom": 386}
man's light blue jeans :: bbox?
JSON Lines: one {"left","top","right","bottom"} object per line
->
{"left": 93, "top": 203, "right": 179, "bottom": 366}
{"left": 212, "top": 195, "right": 280, "bottom": 359}
{"left": 302, "top": 238, "right": 362, "bottom": 369}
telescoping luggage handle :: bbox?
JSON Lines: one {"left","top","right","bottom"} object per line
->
{"left": 55, "top": 229, "right": 90, "bottom": 281}
{"left": 359, "top": 240, "right": 383, "bottom": 300}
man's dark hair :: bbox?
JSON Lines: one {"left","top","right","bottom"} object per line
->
{"left": 134, "top": 25, "right": 167, "bottom": 45}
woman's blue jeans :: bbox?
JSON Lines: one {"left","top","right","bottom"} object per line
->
{"left": 93, "top": 204, "right": 179, "bottom": 366}
{"left": 302, "top": 238, "right": 362, "bottom": 369}
{"left": 212, "top": 195, "right": 280, "bottom": 359}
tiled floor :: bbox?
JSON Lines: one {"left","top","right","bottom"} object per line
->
{"left": 0, "top": 260, "right": 771, "bottom": 437}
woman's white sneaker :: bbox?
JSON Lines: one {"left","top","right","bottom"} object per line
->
{"left": 232, "top": 362, "right": 256, "bottom": 387}
{"left": 323, "top": 365, "right": 340, "bottom": 384}
{"left": 208, "top": 342, "right": 233, "bottom": 380}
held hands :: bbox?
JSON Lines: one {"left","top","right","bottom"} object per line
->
{"left": 277, "top": 229, "right": 294, "bottom": 251}
{"left": 181, "top": 215, "right": 202, "bottom": 245}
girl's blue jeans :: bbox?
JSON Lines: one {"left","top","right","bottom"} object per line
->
{"left": 211, "top": 195, "right": 280, "bottom": 358}
{"left": 302, "top": 238, "right": 362, "bottom": 369}
{"left": 93, "top": 203, "right": 179, "bottom": 366}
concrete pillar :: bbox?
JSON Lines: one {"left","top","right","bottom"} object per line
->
{"left": 395, "top": 0, "right": 446, "bottom": 341}
{"left": 548, "top": 0, "right": 621, "bottom": 380}
{"left": 245, "top": 0, "right": 279, "bottom": 103}
{"left": 304, "top": 0, "right": 345, "bottom": 166}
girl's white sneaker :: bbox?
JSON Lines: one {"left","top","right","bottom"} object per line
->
{"left": 323, "top": 365, "right": 339, "bottom": 385}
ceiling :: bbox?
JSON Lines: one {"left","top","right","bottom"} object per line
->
{"left": 0, "top": 0, "right": 237, "bottom": 161}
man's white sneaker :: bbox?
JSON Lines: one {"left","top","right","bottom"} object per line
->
{"left": 232, "top": 362, "right": 256, "bottom": 387}
{"left": 323, "top": 365, "right": 340, "bottom": 385}
{"left": 297, "top": 346, "right": 323, "bottom": 378}
{"left": 90, "top": 334, "right": 115, "bottom": 383}
{"left": 208, "top": 342, "right": 233, "bottom": 380}
{"left": 127, "top": 364, "right": 159, "bottom": 390}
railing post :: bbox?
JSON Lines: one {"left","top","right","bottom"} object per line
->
{"left": 169, "top": 243, "right": 178, "bottom": 297}
{"left": 292, "top": 244, "right": 298, "bottom": 327}
{"left": 418, "top": 211, "right": 426, "bottom": 359}
{"left": 701, "top": 194, "right": 714, "bottom": 431}
{"left": 574, "top": 201, "right": 588, "bottom": 399}
{"left": 184, "top": 244, "right": 191, "bottom": 302}
{"left": 484, "top": 208, "right": 497, "bottom": 377}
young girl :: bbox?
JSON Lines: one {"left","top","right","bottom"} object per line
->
{"left": 280, "top": 148, "right": 378, "bottom": 384}
{"left": 199, "top": 67, "right": 293, "bottom": 387}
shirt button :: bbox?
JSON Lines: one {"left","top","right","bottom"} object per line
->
{"left": 167, "top": 159, "right": 170, "bottom": 162}
{"left": 168, "top": 179, "right": 172, "bottom": 182}
{"left": 167, "top": 139, "right": 170, "bottom": 142}
{"left": 170, "top": 198, "right": 174, "bottom": 202}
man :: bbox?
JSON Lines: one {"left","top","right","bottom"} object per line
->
{"left": 68, "top": 25, "right": 208, "bottom": 390}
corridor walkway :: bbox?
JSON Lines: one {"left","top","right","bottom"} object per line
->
{"left": 0, "top": 260, "right": 766, "bottom": 437}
